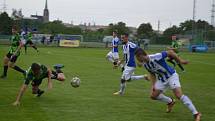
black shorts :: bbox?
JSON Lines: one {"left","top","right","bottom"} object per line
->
{"left": 25, "top": 41, "right": 33, "bottom": 45}
{"left": 31, "top": 80, "right": 43, "bottom": 86}
{"left": 6, "top": 53, "right": 18, "bottom": 63}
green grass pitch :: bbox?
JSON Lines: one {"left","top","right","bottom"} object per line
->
{"left": 0, "top": 45, "right": 215, "bottom": 121}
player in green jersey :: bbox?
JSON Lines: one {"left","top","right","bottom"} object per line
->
{"left": 13, "top": 63, "right": 66, "bottom": 106}
{"left": 23, "top": 30, "right": 39, "bottom": 54}
{"left": 0, "top": 27, "right": 26, "bottom": 79}
{"left": 167, "top": 36, "right": 185, "bottom": 72}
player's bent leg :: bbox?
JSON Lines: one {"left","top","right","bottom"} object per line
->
{"left": 173, "top": 87, "right": 200, "bottom": 119}
{"left": 113, "top": 79, "right": 126, "bottom": 95}
{"left": 8, "top": 61, "right": 25, "bottom": 74}
{"left": 113, "top": 53, "right": 119, "bottom": 68}
{"left": 32, "top": 84, "right": 39, "bottom": 94}
{"left": 1, "top": 56, "right": 10, "bottom": 78}
{"left": 106, "top": 52, "right": 114, "bottom": 63}
{"left": 114, "top": 67, "right": 134, "bottom": 95}
{"left": 30, "top": 42, "right": 39, "bottom": 52}
{"left": 24, "top": 44, "right": 27, "bottom": 54}
{"left": 32, "top": 83, "right": 44, "bottom": 97}
{"left": 130, "top": 75, "right": 145, "bottom": 81}
{"left": 153, "top": 81, "right": 175, "bottom": 112}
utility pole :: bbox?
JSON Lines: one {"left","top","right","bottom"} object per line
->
{"left": 158, "top": 20, "right": 160, "bottom": 32}
{"left": 192, "top": 0, "right": 197, "bottom": 42}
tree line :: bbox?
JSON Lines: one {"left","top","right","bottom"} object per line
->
{"left": 0, "top": 12, "right": 215, "bottom": 44}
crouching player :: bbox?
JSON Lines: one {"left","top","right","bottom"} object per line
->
{"left": 135, "top": 48, "right": 201, "bottom": 121}
{"left": 13, "top": 63, "right": 66, "bottom": 106}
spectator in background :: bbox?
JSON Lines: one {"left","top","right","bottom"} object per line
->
{"left": 41, "top": 36, "right": 45, "bottom": 45}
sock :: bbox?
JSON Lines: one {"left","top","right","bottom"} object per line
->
{"left": 56, "top": 69, "right": 63, "bottom": 73}
{"left": 13, "top": 66, "right": 25, "bottom": 74}
{"left": 180, "top": 95, "right": 198, "bottom": 115}
{"left": 120, "top": 64, "right": 124, "bottom": 68}
{"left": 131, "top": 75, "right": 145, "bottom": 81}
{"left": 3, "top": 65, "right": 8, "bottom": 76}
{"left": 25, "top": 45, "right": 27, "bottom": 53}
{"left": 156, "top": 94, "right": 172, "bottom": 104}
{"left": 32, "top": 46, "right": 38, "bottom": 50}
{"left": 51, "top": 71, "right": 58, "bottom": 79}
{"left": 119, "top": 82, "right": 126, "bottom": 94}
{"left": 177, "top": 63, "right": 185, "bottom": 71}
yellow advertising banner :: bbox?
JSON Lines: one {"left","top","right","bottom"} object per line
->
{"left": 59, "top": 40, "right": 80, "bottom": 47}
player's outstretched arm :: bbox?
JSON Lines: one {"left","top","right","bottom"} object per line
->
{"left": 166, "top": 50, "right": 188, "bottom": 65}
{"left": 47, "top": 69, "right": 53, "bottom": 90}
{"left": 149, "top": 73, "right": 156, "bottom": 92}
{"left": 13, "top": 84, "right": 28, "bottom": 106}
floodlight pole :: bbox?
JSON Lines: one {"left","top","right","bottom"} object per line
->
{"left": 192, "top": 0, "right": 196, "bottom": 42}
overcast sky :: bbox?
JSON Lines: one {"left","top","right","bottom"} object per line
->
{"left": 1, "top": 0, "right": 212, "bottom": 30}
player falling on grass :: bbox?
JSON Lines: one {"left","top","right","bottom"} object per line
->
{"left": 0, "top": 27, "right": 26, "bottom": 79}
{"left": 113, "top": 33, "right": 147, "bottom": 95}
{"left": 135, "top": 48, "right": 201, "bottom": 121}
{"left": 106, "top": 31, "right": 120, "bottom": 68}
{"left": 167, "top": 35, "right": 185, "bottom": 72}
{"left": 22, "top": 29, "right": 39, "bottom": 54}
{"left": 13, "top": 63, "right": 66, "bottom": 106}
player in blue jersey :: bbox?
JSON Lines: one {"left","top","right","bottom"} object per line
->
{"left": 113, "top": 33, "right": 147, "bottom": 95}
{"left": 106, "top": 31, "right": 120, "bottom": 68}
{"left": 135, "top": 48, "right": 201, "bottom": 121}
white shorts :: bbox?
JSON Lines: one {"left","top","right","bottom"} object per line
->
{"left": 121, "top": 66, "right": 135, "bottom": 80}
{"left": 107, "top": 51, "right": 119, "bottom": 60}
{"left": 155, "top": 73, "right": 181, "bottom": 91}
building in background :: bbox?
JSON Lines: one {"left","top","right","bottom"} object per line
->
{"left": 30, "top": 0, "right": 49, "bottom": 23}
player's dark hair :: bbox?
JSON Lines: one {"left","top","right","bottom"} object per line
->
{"left": 31, "top": 63, "right": 41, "bottom": 71}
{"left": 135, "top": 48, "right": 147, "bottom": 56}
{"left": 12, "top": 26, "right": 18, "bottom": 31}
{"left": 113, "top": 30, "right": 118, "bottom": 34}
{"left": 122, "top": 32, "right": 129, "bottom": 37}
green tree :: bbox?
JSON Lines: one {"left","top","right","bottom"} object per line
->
{"left": 0, "top": 12, "right": 13, "bottom": 35}
{"left": 105, "top": 22, "right": 130, "bottom": 36}
{"left": 206, "top": 30, "right": 215, "bottom": 41}
{"left": 137, "top": 23, "right": 153, "bottom": 38}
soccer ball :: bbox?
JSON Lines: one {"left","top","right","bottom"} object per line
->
{"left": 71, "top": 77, "right": 81, "bottom": 88}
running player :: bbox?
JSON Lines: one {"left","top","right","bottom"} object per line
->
{"left": 135, "top": 48, "right": 201, "bottom": 121}
{"left": 0, "top": 27, "right": 26, "bottom": 79}
{"left": 113, "top": 33, "right": 147, "bottom": 95}
{"left": 24, "top": 30, "right": 39, "bottom": 54}
{"left": 106, "top": 31, "right": 120, "bottom": 68}
{"left": 167, "top": 35, "right": 185, "bottom": 72}
{"left": 12, "top": 63, "right": 66, "bottom": 106}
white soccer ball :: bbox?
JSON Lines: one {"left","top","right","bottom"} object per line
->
{"left": 71, "top": 77, "right": 81, "bottom": 88}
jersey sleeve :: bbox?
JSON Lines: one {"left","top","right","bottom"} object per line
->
{"left": 161, "top": 51, "right": 168, "bottom": 58}
{"left": 24, "top": 74, "right": 33, "bottom": 85}
{"left": 41, "top": 65, "right": 49, "bottom": 76}
{"left": 149, "top": 51, "right": 167, "bottom": 61}
{"left": 130, "top": 43, "right": 137, "bottom": 49}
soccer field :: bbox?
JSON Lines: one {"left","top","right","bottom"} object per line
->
{"left": 0, "top": 45, "right": 215, "bottom": 121}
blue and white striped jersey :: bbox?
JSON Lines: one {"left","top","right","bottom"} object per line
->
{"left": 143, "top": 51, "right": 176, "bottom": 82}
{"left": 123, "top": 41, "right": 137, "bottom": 67}
{"left": 112, "top": 37, "right": 119, "bottom": 53}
